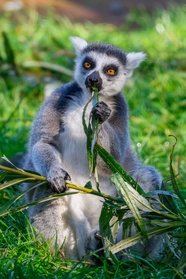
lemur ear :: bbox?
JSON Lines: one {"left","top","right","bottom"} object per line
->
{"left": 126, "top": 52, "right": 146, "bottom": 70}
{"left": 69, "top": 36, "right": 88, "bottom": 55}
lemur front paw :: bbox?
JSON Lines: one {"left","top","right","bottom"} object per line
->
{"left": 88, "top": 227, "right": 103, "bottom": 264}
{"left": 88, "top": 226, "right": 102, "bottom": 251}
{"left": 47, "top": 167, "right": 71, "bottom": 193}
{"left": 91, "top": 101, "right": 111, "bottom": 123}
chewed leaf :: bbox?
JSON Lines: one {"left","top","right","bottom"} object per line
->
{"left": 91, "top": 86, "right": 98, "bottom": 92}
{"left": 82, "top": 89, "right": 99, "bottom": 176}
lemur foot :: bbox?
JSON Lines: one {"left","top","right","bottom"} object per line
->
{"left": 88, "top": 227, "right": 102, "bottom": 251}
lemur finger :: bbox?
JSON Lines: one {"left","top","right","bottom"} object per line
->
{"left": 92, "top": 101, "right": 111, "bottom": 123}
{"left": 47, "top": 168, "right": 71, "bottom": 193}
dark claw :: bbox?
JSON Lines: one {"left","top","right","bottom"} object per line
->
{"left": 47, "top": 168, "right": 71, "bottom": 194}
{"left": 95, "top": 232, "right": 102, "bottom": 241}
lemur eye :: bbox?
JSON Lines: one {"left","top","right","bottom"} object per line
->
{"left": 84, "top": 62, "right": 91, "bottom": 69}
{"left": 107, "top": 69, "right": 116, "bottom": 75}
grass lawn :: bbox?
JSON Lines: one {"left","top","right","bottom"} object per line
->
{"left": 0, "top": 4, "right": 186, "bottom": 278}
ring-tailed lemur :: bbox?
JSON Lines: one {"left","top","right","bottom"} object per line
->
{"left": 23, "top": 37, "right": 162, "bottom": 260}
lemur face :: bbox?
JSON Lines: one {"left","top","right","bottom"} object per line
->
{"left": 70, "top": 37, "right": 146, "bottom": 98}
{"left": 79, "top": 50, "right": 126, "bottom": 97}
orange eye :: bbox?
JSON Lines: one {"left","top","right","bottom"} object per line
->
{"left": 84, "top": 62, "right": 91, "bottom": 69}
{"left": 107, "top": 69, "right": 116, "bottom": 75}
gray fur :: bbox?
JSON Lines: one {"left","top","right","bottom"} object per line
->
{"left": 23, "top": 37, "right": 162, "bottom": 260}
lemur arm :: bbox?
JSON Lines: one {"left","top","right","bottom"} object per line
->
{"left": 28, "top": 91, "right": 70, "bottom": 193}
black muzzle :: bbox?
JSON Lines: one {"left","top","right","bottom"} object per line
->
{"left": 85, "top": 71, "right": 102, "bottom": 92}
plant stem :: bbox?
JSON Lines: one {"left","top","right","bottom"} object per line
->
{"left": 0, "top": 165, "right": 46, "bottom": 181}
{"left": 66, "top": 181, "right": 120, "bottom": 203}
{"left": 0, "top": 165, "right": 120, "bottom": 203}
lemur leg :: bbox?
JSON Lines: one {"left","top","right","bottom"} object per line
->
{"left": 27, "top": 186, "right": 92, "bottom": 260}
{"left": 132, "top": 165, "right": 162, "bottom": 192}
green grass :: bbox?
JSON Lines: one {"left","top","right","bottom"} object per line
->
{"left": 0, "top": 4, "right": 186, "bottom": 278}
{"left": 0, "top": 213, "right": 182, "bottom": 279}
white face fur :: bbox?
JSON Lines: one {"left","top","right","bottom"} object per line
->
{"left": 69, "top": 36, "right": 146, "bottom": 98}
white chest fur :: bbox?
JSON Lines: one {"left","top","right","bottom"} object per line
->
{"left": 57, "top": 93, "right": 117, "bottom": 226}
{"left": 59, "top": 95, "right": 92, "bottom": 184}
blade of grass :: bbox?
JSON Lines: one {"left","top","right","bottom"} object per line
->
{"left": 0, "top": 181, "right": 47, "bottom": 217}
{"left": 110, "top": 225, "right": 183, "bottom": 254}
{"left": 0, "top": 186, "right": 78, "bottom": 217}
{"left": 169, "top": 135, "right": 186, "bottom": 208}
{"left": 2, "top": 31, "right": 18, "bottom": 75}
{"left": 22, "top": 61, "right": 73, "bottom": 77}
{"left": 0, "top": 177, "right": 36, "bottom": 191}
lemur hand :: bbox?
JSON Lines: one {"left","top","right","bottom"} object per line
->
{"left": 91, "top": 101, "right": 111, "bottom": 123}
{"left": 47, "top": 166, "right": 71, "bottom": 193}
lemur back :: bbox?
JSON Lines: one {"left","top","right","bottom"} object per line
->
{"left": 23, "top": 37, "right": 162, "bottom": 260}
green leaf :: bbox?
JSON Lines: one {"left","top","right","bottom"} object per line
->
{"left": 0, "top": 171, "right": 7, "bottom": 182}
{"left": 0, "top": 177, "right": 78, "bottom": 217}
{"left": 110, "top": 225, "right": 177, "bottom": 254}
{"left": 91, "top": 89, "right": 99, "bottom": 153}
{"left": 99, "top": 202, "right": 120, "bottom": 258}
{"left": 172, "top": 232, "right": 186, "bottom": 237}
{"left": 177, "top": 249, "right": 186, "bottom": 272}
{"left": 157, "top": 184, "right": 179, "bottom": 217}
{"left": 169, "top": 135, "right": 186, "bottom": 209}
{"left": 82, "top": 97, "right": 91, "bottom": 136}
{"left": 82, "top": 96, "right": 95, "bottom": 173}
{"left": 120, "top": 217, "right": 135, "bottom": 239}
{"left": 84, "top": 181, "right": 92, "bottom": 189}
{"left": 95, "top": 143, "right": 145, "bottom": 196}
{"left": 0, "top": 187, "right": 78, "bottom": 217}
{"left": 0, "top": 177, "right": 35, "bottom": 191}
{"left": 110, "top": 173, "right": 148, "bottom": 239}
{"left": 0, "top": 181, "right": 46, "bottom": 216}
{"left": 151, "top": 220, "right": 186, "bottom": 228}
{"left": 99, "top": 202, "right": 116, "bottom": 243}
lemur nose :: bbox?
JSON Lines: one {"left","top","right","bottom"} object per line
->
{"left": 85, "top": 71, "right": 102, "bottom": 91}
{"left": 89, "top": 77, "right": 98, "bottom": 85}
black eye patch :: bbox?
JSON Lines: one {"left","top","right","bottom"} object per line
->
{"left": 103, "top": 64, "right": 118, "bottom": 76}
{"left": 82, "top": 56, "right": 96, "bottom": 70}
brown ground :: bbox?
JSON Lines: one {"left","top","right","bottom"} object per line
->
{"left": 0, "top": 0, "right": 185, "bottom": 26}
